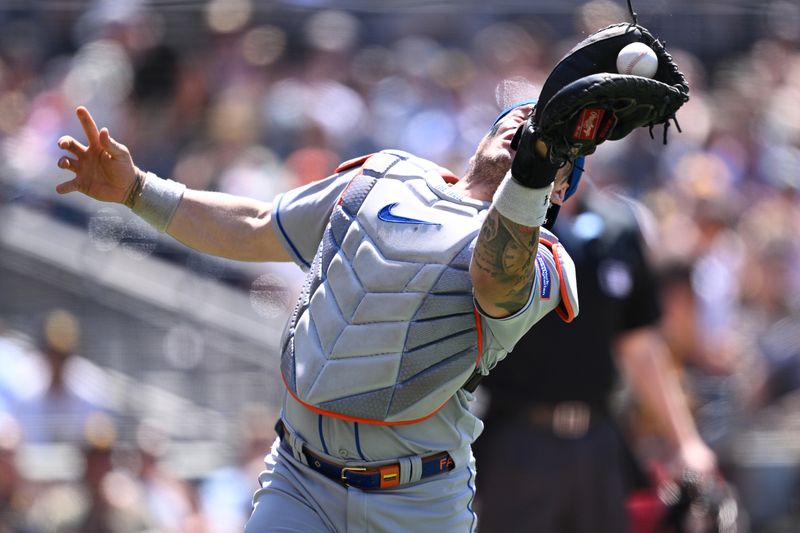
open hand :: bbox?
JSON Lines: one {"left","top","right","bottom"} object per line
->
{"left": 56, "top": 107, "right": 140, "bottom": 204}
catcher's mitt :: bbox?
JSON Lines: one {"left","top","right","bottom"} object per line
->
{"left": 515, "top": 23, "right": 689, "bottom": 167}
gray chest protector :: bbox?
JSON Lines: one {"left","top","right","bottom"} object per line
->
{"left": 280, "top": 151, "right": 486, "bottom": 425}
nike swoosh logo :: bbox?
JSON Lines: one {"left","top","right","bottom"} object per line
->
{"left": 377, "top": 203, "right": 440, "bottom": 225}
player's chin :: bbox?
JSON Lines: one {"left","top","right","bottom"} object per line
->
{"left": 470, "top": 150, "right": 510, "bottom": 181}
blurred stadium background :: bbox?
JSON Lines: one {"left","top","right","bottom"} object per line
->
{"left": 1, "top": 0, "right": 799, "bottom": 531}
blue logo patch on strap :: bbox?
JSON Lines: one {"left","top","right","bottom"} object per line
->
{"left": 378, "top": 203, "right": 440, "bottom": 226}
{"left": 536, "top": 255, "right": 551, "bottom": 300}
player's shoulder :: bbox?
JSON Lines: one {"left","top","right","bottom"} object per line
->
{"left": 334, "top": 153, "right": 374, "bottom": 173}
{"left": 335, "top": 150, "right": 418, "bottom": 172}
{"left": 337, "top": 150, "right": 459, "bottom": 184}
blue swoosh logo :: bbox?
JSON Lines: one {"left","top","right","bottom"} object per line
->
{"left": 377, "top": 203, "right": 440, "bottom": 225}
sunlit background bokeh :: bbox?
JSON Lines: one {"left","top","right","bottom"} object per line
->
{"left": 1, "top": 0, "right": 800, "bottom": 531}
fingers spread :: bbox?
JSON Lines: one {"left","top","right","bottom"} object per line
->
{"left": 55, "top": 178, "right": 79, "bottom": 195}
{"left": 75, "top": 106, "right": 101, "bottom": 147}
{"left": 57, "top": 156, "right": 79, "bottom": 172}
{"left": 99, "top": 128, "right": 126, "bottom": 157}
{"left": 57, "top": 135, "right": 88, "bottom": 156}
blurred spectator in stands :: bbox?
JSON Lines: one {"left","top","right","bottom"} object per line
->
{"left": 726, "top": 231, "right": 800, "bottom": 530}
{"left": 77, "top": 414, "right": 152, "bottom": 533}
{"left": 24, "top": 413, "right": 152, "bottom": 532}
{"left": 653, "top": 262, "right": 741, "bottom": 459}
{"left": 132, "top": 419, "right": 202, "bottom": 532}
{"left": 14, "top": 308, "right": 113, "bottom": 444}
{"left": 0, "top": 322, "right": 47, "bottom": 416}
{"left": 637, "top": 142, "right": 749, "bottom": 464}
{"left": 199, "top": 404, "right": 277, "bottom": 533}
{"left": 0, "top": 413, "right": 34, "bottom": 533}
{"left": 0, "top": 324, "right": 32, "bottom": 414}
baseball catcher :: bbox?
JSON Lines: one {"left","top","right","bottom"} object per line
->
{"left": 55, "top": 9, "right": 690, "bottom": 532}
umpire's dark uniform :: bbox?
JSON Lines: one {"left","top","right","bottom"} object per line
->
{"left": 474, "top": 188, "right": 660, "bottom": 533}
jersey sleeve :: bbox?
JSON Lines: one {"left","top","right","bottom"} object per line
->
{"left": 271, "top": 170, "right": 356, "bottom": 270}
{"left": 478, "top": 239, "right": 578, "bottom": 356}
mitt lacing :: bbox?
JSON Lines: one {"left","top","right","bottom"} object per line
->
{"left": 649, "top": 114, "right": 682, "bottom": 145}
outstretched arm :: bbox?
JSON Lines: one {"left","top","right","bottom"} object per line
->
{"left": 56, "top": 107, "right": 290, "bottom": 263}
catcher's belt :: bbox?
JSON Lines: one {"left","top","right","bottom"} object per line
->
{"left": 276, "top": 420, "right": 455, "bottom": 490}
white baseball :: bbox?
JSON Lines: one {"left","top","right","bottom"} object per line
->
{"left": 616, "top": 42, "right": 658, "bottom": 78}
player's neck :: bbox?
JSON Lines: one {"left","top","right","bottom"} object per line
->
{"left": 448, "top": 175, "right": 495, "bottom": 202}
{"left": 455, "top": 159, "right": 508, "bottom": 202}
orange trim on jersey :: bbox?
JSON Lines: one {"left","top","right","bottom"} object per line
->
{"left": 473, "top": 306, "right": 484, "bottom": 367}
{"left": 335, "top": 154, "right": 377, "bottom": 206}
{"left": 552, "top": 243, "right": 577, "bottom": 323}
{"left": 538, "top": 235, "right": 556, "bottom": 248}
{"left": 335, "top": 153, "right": 375, "bottom": 173}
{"left": 335, "top": 153, "right": 460, "bottom": 194}
{"left": 537, "top": 236, "right": 576, "bottom": 323}
{"left": 440, "top": 170, "right": 460, "bottom": 184}
{"left": 281, "top": 371, "right": 452, "bottom": 426}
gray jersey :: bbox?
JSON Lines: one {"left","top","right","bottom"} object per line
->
{"left": 271, "top": 150, "right": 578, "bottom": 466}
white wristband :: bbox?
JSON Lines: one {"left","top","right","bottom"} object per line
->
{"left": 492, "top": 171, "right": 553, "bottom": 227}
{"left": 130, "top": 172, "right": 186, "bottom": 233}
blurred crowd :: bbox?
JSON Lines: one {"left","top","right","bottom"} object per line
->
{"left": 0, "top": 309, "right": 277, "bottom": 533}
{"left": 1, "top": 0, "right": 800, "bottom": 531}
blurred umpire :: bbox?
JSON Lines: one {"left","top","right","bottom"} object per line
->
{"left": 474, "top": 182, "right": 717, "bottom": 533}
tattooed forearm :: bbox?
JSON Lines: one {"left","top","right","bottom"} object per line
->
{"left": 471, "top": 207, "right": 540, "bottom": 314}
